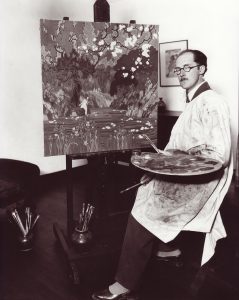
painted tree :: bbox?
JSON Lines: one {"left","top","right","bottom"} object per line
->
{"left": 41, "top": 19, "right": 158, "bottom": 76}
{"left": 40, "top": 19, "right": 158, "bottom": 116}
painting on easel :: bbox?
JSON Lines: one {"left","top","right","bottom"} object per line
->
{"left": 40, "top": 19, "right": 159, "bottom": 156}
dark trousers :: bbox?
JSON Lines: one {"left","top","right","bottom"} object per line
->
{"left": 115, "top": 214, "right": 157, "bottom": 290}
{"left": 115, "top": 215, "right": 205, "bottom": 291}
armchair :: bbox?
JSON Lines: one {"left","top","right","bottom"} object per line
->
{"left": 0, "top": 159, "right": 40, "bottom": 210}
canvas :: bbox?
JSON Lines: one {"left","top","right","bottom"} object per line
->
{"left": 40, "top": 19, "right": 159, "bottom": 156}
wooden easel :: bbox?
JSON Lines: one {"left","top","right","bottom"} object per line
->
{"left": 52, "top": 14, "right": 144, "bottom": 285}
{"left": 53, "top": 149, "right": 141, "bottom": 285}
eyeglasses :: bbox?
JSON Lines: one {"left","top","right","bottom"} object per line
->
{"left": 174, "top": 65, "right": 200, "bottom": 75}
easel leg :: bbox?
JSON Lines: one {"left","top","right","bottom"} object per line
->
{"left": 53, "top": 222, "right": 81, "bottom": 285}
{"left": 86, "top": 155, "right": 110, "bottom": 220}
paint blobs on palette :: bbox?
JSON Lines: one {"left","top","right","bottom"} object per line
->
{"left": 131, "top": 152, "right": 222, "bottom": 176}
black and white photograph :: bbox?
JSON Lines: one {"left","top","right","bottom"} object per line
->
{"left": 0, "top": 1, "right": 238, "bottom": 300}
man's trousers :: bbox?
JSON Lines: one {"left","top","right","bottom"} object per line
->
{"left": 115, "top": 214, "right": 157, "bottom": 290}
{"left": 115, "top": 214, "right": 205, "bottom": 290}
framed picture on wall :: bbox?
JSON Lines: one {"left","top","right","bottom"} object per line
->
{"left": 159, "top": 40, "right": 188, "bottom": 87}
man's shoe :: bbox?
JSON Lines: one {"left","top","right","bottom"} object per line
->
{"left": 156, "top": 248, "right": 181, "bottom": 258}
{"left": 92, "top": 288, "right": 138, "bottom": 300}
{"left": 155, "top": 253, "right": 183, "bottom": 267}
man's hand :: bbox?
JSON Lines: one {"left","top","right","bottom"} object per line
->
{"left": 140, "top": 173, "right": 154, "bottom": 185}
{"left": 166, "top": 149, "right": 188, "bottom": 155}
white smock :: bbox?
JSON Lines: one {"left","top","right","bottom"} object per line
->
{"left": 132, "top": 88, "right": 233, "bottom": 265}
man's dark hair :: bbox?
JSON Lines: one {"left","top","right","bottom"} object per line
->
{"left": 178, "top": 49, "right": 207, "bottom": 74}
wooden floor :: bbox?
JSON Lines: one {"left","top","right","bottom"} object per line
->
{"left": 0, "top": 167, "right": 239, "bottom": 300}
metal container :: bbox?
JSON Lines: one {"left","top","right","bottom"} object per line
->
{"left": 72, "top": 228, "right": 92, "bottom": 246}
{"left": 18, "top": 234, "right": 34, "bottom": 252}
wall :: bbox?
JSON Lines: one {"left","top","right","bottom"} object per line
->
{"left": 0, "top": 0, "right": 238, "bottom": 174}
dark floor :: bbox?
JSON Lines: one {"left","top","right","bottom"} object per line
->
{"left": 0, "top": 165, "right": 239, "bottom": 300}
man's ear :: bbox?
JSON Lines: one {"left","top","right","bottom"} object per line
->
{"left": 199, "top": 65, "right": 206, "bottom": 75}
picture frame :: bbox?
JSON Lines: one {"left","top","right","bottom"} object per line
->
{"left": 159, "top": 40, "right": 188, "bottom": 87}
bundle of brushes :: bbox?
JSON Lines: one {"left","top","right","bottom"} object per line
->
{"left": 10, "top": 207, "right": 40, "bottom": 238}
{"left": 77, "top": 202, "right": 95, "bottom": 232}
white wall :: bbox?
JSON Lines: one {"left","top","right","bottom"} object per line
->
{"left": 0, "top": 0, "right": 238, "bottom": 174}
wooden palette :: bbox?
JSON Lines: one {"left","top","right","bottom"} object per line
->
{"left": 131, "top": 152, "right": 222, "bottom": 176}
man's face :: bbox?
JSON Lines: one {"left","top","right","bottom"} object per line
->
{"left": 175, "top": 52, "right": 203, "bottom": 90}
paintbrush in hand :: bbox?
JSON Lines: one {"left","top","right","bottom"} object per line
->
{"left": 120, "top": 174, "right": 153, "bottom": 194}
{"left": 143, "top": 134, "right": 171, "bottom": 156}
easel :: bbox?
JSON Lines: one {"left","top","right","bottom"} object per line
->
{"left": 53, "top": 149, "right": 141, "bottom": 285}
{"left": 53, "top": 12, "right": 144, "bottom": 285}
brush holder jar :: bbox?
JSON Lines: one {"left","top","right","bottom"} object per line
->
{"left": 72, "top": 228, "right": 92, "bottom": 247}
{"left": 18, "top": 233, "right": 34, "bottom": 252}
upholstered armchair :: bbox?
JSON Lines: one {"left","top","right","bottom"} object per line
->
{"left": 0, "top": 159, "right": 40, "bottom": 210}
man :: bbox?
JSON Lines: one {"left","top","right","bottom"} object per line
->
{"left": 92, "top": 49, "right": 232, "bottom": 300}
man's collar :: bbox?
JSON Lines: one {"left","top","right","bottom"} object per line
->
{"left": 187, "top": 81, "right": 206, "bottom": 102}
{"left": 187, "top": 81, "right": 211, "bottom": 103}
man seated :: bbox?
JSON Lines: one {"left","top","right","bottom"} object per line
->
{"left": 92, "top": 49, "right": 232, "bottom": 300}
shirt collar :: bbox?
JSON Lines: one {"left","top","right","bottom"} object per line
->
{"left": 187, "top": 80, "right": 205, "bottom": 102}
